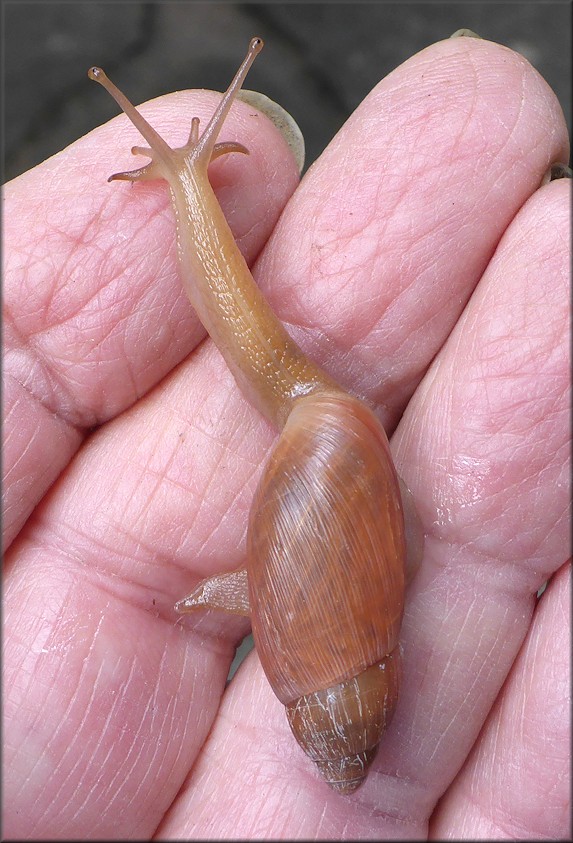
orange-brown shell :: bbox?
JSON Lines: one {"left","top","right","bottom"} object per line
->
{"left": 247, "top": 392, "right": 406, "bottom": 705}
{"left": 286, "top": 653, "right": 401, "bottom": 792}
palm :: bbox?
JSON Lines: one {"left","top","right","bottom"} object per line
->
{"left": 4, "top": 36, "right": 570, "bottom": 839}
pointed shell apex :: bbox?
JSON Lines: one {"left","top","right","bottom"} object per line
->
{"left": 315, "top": 747, "right": 378, "bottom": 794}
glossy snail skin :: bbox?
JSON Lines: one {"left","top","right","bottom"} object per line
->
{"left": 89, "top": 38, "right": 421, "bottom": 793}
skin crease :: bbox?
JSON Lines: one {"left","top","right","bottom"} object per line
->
{"left": 3, "top": 33, "right": 571, "bottom": 841}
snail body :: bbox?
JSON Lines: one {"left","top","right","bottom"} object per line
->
{"left": 89, "top": 38, "right": 419, "bottom": 793}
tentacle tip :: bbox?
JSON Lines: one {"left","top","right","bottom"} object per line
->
{"left": 107, "top": 162, "right": 160, "bottom": 183}
{"left": 210, "top": 141, "right": 250, "bottom": 162}
{"left": 88, "top": 66, "right": 108, "bottom": 84}
{"left": 107, "top": 172, "right": 129, "bottom": 183}
{"left": 174, "top": 599, "right": 194, "bottom": 615}
{"left": 249, "top": 36, "right": 264, "bottom": 55}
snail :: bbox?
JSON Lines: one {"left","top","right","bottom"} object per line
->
{"left": 89, "top": 37, "right": 423, "bottom": 794}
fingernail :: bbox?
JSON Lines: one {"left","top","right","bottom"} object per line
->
{"left": 450, "top": 29, "right": 482, "bottom": 39}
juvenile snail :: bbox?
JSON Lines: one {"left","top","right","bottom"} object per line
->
{"left": 89, "top": 38, "right": 423, "bottom": 793}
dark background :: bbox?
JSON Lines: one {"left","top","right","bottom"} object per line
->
{"left": 4, "top": 1, "right": 572, "bottom": 182}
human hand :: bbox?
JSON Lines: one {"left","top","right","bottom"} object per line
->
{"left": 3, "top": 35, "right": 570, "bottom": 839}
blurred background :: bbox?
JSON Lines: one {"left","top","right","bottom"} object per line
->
{"left": 4, "top": 1, "right": 571, "bottom": 182}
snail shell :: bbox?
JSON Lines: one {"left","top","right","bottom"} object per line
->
{"left": 247, "top": 392, "right": 405, "bottom": 792}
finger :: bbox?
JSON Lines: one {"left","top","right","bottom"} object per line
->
{"left": 254, "top": 36, "right": 569, "bottom": 431}
{"left": 391, "top": 178, "right": 569, "bottom": 820}
{"left": 157, "top": 168, "right": 569, "bottom": 834}
{"left": 3, "top": 90, "right": 299, "bottom": 550}
{"left": 429, "top": 561, "right": 571, "bottom": 839}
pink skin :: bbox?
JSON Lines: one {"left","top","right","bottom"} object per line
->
{"left": 3, "top": 35, "right": 570, "bottom": 840}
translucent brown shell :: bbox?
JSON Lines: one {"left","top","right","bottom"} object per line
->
{"left": 286, "top": 654, "right": 401, "bottom": 792}
{"left": 247, "top": 392, "right": 406, "bottom": 790}
{"left": 248, "top": 392, "right": 405, "bottom": 701}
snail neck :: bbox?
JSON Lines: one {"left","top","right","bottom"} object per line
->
{"left": 171, "top": 165, "right": 339, "bottom": 428}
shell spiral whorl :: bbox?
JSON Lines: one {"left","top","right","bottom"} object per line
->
{"left": 247, "top": 392, "right": 406, "bottom": 791}
{"left": 286, "top": 653, "right": 401, "bottom": 792}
